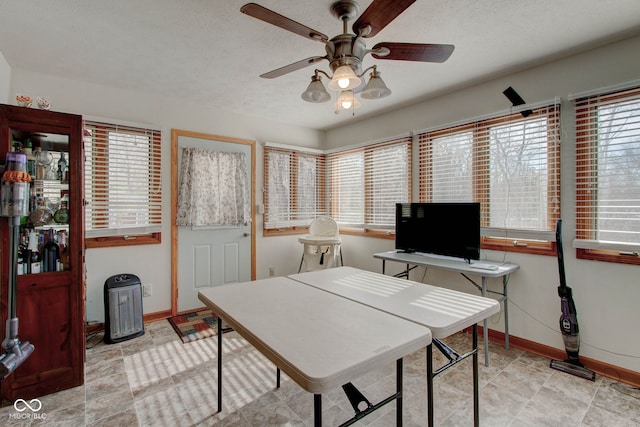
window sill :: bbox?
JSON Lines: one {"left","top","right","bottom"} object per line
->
{"left": 263, "top": 227, "right": 310, "bottom": 237}
{"left": 338, "top": 230, "right": 556, "bottom": 254}
{"left": 262, "top": 226, "right": 395, "bottom": 240}
{"left": 481, "top": 237, "right": 556, "bottom": 256}
{"left": 577, "top": 248, "right": 640, "bottom": 266}
{"left": 263, "top": 228, "right": 558, "bottom": 256}
{"left": 86, "top": 232, "right": 162, "bottom": 249}
{"left": 339, "top": 227, "right": 395, "bottom": 240}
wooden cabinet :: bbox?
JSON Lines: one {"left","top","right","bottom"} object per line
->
{"left": 0, "top": 105, "right": 85, "bottom": 402}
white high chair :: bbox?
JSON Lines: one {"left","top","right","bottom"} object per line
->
{"left": 298, "top": 217, "right": 343, "bottom": 272}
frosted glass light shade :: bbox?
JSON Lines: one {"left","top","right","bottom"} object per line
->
{"left": 301, "top": 75, "right": 331, "bottom": 103}
{"left": 334, "top": 90, "right": 361, "bottom": 114}
{"left": 328, "top": 65, "right": 361, "bottom": 91}
{"left": 361, "top": 69, "right": 391, "bottom": 99}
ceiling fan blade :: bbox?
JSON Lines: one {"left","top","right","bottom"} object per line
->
{"left": 372, "top": 42, "right": 455, "bottom": 63}
{"left": 353, "top": 0, "right": 416, "bottom": 38}
{"left": 241, "top": 3, "right": 329, "bottom": 43}
{"left": 260, "top": 56, "right": 327, "bottom": 79}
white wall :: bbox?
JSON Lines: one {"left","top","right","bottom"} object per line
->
{"left": 9, "top": 69, "right": 324, "bottom": 324}
{"left": 325, "top": 34, "right": 640, "bottom": 374}
{"left": 0, "top": 51, "right": 10, "bottom": 103}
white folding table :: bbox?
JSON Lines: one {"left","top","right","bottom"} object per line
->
{"left": 374, "top": 250, "right": 519, "bottom": 366}
{"left": 198, "top": 276, "right": 432, "bottom": 427}
{"left": 290, "top": 266, "right": 500, "bottom": 427}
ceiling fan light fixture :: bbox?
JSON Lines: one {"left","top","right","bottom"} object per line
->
{"left": 301, "top": 74, "right": 331, "bottom": 103}
{"left": 242, "top": 1, "right": 455, "bottom": 118}
{"left": 328, "top": 65, "right": 362, "bottom": 91}
{"left": 360, "top": 67, "right": 391, "bottom": 99}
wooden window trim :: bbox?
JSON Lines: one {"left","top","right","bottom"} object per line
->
{"left": 84, "top": 123, "right": 162, "bottom": 247}
{"left": 86, "top": 232, "right": 161, "bottom": 248}
{"left": 577, "top": 248, "right": 640, "bottom": 265}
{"left": 575, "top": 87, "right": 640, "bottom": 265}
{"left": 418, "top": 107, "right": 560, "bottom": 256}
{"left": 329, "top": 137, "right": 412, "bottom": 232}
{"left": 263, "top": 146, "right": 326, "bottom": 235}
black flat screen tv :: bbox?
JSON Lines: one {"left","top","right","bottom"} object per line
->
{"left": 395, "top": 202, "right": 481, "bottom": 261}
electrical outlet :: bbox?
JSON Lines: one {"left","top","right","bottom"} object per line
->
{"left": 142, "top": 284, "right": 152, "bottom": 297}
{"left": 268, "top": 267, "right": 275, "bottom": 277}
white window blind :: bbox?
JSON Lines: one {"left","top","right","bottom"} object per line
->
{"left": 83, "top": 120, "right": 162, "bottom": 238}
{"left": 263, "top": 146, "right": 326, "bottom": 229}
{"left": 574, "top": 86, "right": 640, "bottom": 253}
{"left": 419, "top": 104, "right": 561, "bottom": 241}
{"left": 330, "top": 150, "right": 364, "bottom": 226}
{"left": 420, "top": 129, "right": 474, "bottom": 202}
{"left": 329, "top": 137, "right": 411, "bottom": 229}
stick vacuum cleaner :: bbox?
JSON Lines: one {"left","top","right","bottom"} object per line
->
{"left": 0, "top": 152, "right": 35, "bottom": 379}
{"left": 549, "top": 219, "right": 595, "bottom": 381}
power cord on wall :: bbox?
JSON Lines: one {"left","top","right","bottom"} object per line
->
{"left": 417, "top": 266, "right": 639, "bottom": 360}
{"left": 507, "top": 296, "right": 640, "bottom": 360}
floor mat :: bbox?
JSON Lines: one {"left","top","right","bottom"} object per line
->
{"left": 167, "top": 309, "right": 231, "bottom": 343}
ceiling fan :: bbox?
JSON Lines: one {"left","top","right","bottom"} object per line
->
{"left": 241, "top": 0, "right": 454, "bottom": 112}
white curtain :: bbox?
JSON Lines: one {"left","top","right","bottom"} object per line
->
{"left": 176, "top": 147, "right": 250, "bottom": 226}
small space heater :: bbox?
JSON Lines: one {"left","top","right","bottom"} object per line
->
{"left": 104, "top": 274, "right": 144, "bottom": 344}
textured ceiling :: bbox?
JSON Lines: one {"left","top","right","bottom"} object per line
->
{"left": 1, "top": 0, "right": 639, "bottom": 130}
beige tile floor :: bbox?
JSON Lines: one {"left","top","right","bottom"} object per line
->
{"left": 1, "top": 319, "right": 639, "bottom": 426}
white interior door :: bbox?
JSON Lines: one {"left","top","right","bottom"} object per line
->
{"left": 176, "top": 135, "right": 253, "bottom": 312}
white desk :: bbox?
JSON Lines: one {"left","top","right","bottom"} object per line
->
{"left": 290, "top": 267, "right": 500, "bottom": 427}
{"left": 374, "top": 250, "right": 519, "bottom": 366}
{"left": 199, "top": 276, "right": 432, "bottom": 427}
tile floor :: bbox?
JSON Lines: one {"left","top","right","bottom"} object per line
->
{"left": 1, "top": 319, "right": 639, "bottom": 426}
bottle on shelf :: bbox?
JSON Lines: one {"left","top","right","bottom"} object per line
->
{"left": 33, "top": 146, "right": 45, "bottom": 180}
{"left": 21, "top": 223, "right": 34, "bottom": 274}
{"left": 28, "top": 231, "right": 41, "bottom": 274}
{"left": 23, "top": 138, "right": 35, "bottom": 178}
{"left": 54, "top": 198, "right": 69, "bottom": 224}
{"left": 57, "top": 152, "right": 68, "bottom": 181}
{"left": 58, "top": 230, "right": 69, "bottom": 271}
{"left": 42, "top": 229, "right": 60, "bottom": 272}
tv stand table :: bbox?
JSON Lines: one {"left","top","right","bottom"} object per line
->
{"left": 373, "top": 250, "right": 519, "bottom": 367}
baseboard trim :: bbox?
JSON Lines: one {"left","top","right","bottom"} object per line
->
{"left": 144, "top": 310, "right": 172, "bottom": 323}
{"left": 481, "top": 327, "right": 640, "bottom": 388}
{"left": 85, "top": 322, "right": 104, "bottom": 336}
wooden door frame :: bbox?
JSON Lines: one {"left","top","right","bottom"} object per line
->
{"left": 170, "top": 129, "right": 256, "bottom": 316}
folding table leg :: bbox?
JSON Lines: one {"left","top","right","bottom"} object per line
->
{"left": 503, "top": 275, "right": 510, "bottom": 349}
{"left": 397, "top": 358, "right": 403, "bottom": 426}
{"left": 314, "top": 394, "right": 322, "bottom": 427}
{"left": 472, "top": 324, "right": 479, "bottom": 427}
{"left": 426, "top": 344, "right": 434, "bottom": 427}
{"left": 481, "top": 277, "right": 490, "bottom": 367}
{"left": 217, "top": 316, "right": 223, "bottom": 413}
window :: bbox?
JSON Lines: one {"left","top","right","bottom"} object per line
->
{"left": 418, "top": 103, "right": 561, "bottom": 255}
{"left": 574, "top": 85, "right": 640, "bottom": 265}
{"left": 328, "top": 137, "right": 412, "bottom": 236}
{"left": 83, "top": 120, "right": 162, "bottom": 247}
{"left": 263, "top": 145, "right": 326, "bottom": 234}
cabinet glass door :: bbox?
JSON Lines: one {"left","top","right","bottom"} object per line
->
{"left": 12, "top": 131, "right": 71, "bottom": 275}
